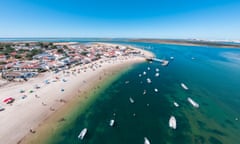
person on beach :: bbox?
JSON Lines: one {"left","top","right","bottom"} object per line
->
{"left": 42, "top": 102, "right": 46, "bottom": 106}
{"left": 29, "top": 128, "right": 36, "bottom": 133}
{"left": 50, "top": 106, "right": 56, "bottom": 111}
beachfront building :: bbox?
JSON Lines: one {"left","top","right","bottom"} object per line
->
{"left": 0, "top": 42, "right": 140, "bottom": 81}
{"left": 0, "top": 55, "right": 7, "bottom": 62}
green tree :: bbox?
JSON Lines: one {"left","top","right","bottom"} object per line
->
{"left": 31, "top": 49, "right": 43, "bottom": 55}
{"left": 15, "top": 54, "right": 22, "bottom": 59}
{"left": 26, "top": 49, "right": 43, "bottom": 60}
{"left": 57, "top": 48, "right": 64, "bottom": 54}
{"left": 81, "top": 51, "right": 89, "bottom": 56}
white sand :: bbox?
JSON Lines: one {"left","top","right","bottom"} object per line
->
{"left": 0, "top": 44, "right": 154, "bottom": 144}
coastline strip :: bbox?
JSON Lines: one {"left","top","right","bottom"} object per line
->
{"left": 0, "top": 43, "right": 154, "bottom": 144}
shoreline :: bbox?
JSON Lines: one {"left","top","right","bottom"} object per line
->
{"left": 20, "top": 59, "right": 137, "bottom": 144}
{"left": 0, "top": 43, "right": 154, "bottom": 144}
{"left": 130, "top": 39, "right": 240, "bottom": 48}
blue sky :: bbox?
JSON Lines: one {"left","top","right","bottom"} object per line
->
{"left": 0, "top": 0, "right": 240, "bottom": 39}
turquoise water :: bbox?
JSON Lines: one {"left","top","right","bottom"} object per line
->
{"left": 45, "top": 42, "right": 240, "bottom": 144}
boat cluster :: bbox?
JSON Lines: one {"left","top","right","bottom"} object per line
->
{"left": 139, "top": 63, "right": 200, "bottom": 133}
{"left": 78, "top": 56, "right": 200, "bottom": 143}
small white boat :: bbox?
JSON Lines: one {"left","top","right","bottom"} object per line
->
{"left": 143, "top": 90, "right": 146, "bottom": 95}
{"left": 78, "top": 128, "right": 87, "bottom": 140}
{"left": 154, "top": 88, "right": 158, "bottom": 92}
{"left": 161, "top": 60, "right": 169, "bottom": 66}
{"left": 170, "top": 56, "right": 174, "bottom": 60}
{"left": 147, "top": 78, "right": 152, "bottom": 83}
{"left": 155, "top": 73, "right": 159, "bottom": 77}
{"left": 169, "top": 116, "right": 177, "bottom": 129}
{"left": 143, "top": 71, "right": 147, "bottom": 75}
{"left": 187, "top": 97, "right": 199, "bottom": 108}
{"left": 129, "top": 97, "right": 135, "bottom": 103}
{"left": 180, "top": 83, "right": 189, "bottom": 90}
{"left": 155, "top": 68, "right": 159, "bottom": 72}
{"left": 173, "top": 102, "right": 179, "bottom": 107}
{"left": 147, "top": 67, "right": 150, "bottom": 70}
{"left": 144, "top": 137, "right": 150, "bottom": 144}
{"left": 125, "top": 81, "right": 129, "bottom": 84}
{"left": 109, "top": 119, "right": 115, "bottom": 127}
{"left": 139, "top": 74, "right": 142, "bottom": 77}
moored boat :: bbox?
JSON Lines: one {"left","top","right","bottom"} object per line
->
{"left": 129, "top": 97, "right": 134, "bottom": 103}
{"left": 109, "top": 119, "right": 115, "bottom": 127}
{"left": 143, "top": 90, "right": 146, "bottom": 95}
{"left": 169, "top": 116, "right": 177, "bottom": 129}
{"left": 180, "top": 83, "right": 189, "bottom": 90}
{"left": 147, "top": 78, "right": 152, "bottom": 83}
{"left": 173, "top": 102, "right": 179, "bottom": 107}
{"left": 78, "top": 128, "right": 87, "bottom": 140}
{"left": 187, "top": 97, "right": 199, "bottom": 108}
{"left": 161, "top": 60, "right": 169, "bottom": 66}
{"left": 144, "top": 137, "right": 150, "bottom": 144}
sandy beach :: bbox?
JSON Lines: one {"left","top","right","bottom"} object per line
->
{"left": 0, "top": 43, "right": 154, "bottom": 144}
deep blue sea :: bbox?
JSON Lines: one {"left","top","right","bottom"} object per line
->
{"left": 3, "top": 39, "right": 239, "bottom": 144}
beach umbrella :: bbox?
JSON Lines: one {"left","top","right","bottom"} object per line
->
{"left": 20, "top": 90, "right": 25, "bottom": 93}
{"left": 2, "top": 97, "right": 14, "bottom": 104}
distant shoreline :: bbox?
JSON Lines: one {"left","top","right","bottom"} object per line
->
{"left": 129, "top": 39, "right": 240, "bottom": 48}
{"left": 1, "top": 38, "right": 240, "bottom": 48}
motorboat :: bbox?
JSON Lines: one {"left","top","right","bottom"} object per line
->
{"left": 143, "top": 71, "right": 147, "bottom": 75}
{"left": 187, "top": 97, "right": 199, "bottom": 108}
{"left": 143, "top": 90, "right": 146, "bottom": 95}
{"left": 180, "top": 83, "right": 189, "bottom": 90}
{"left": 161, "top": 60, "right": 169, "bottom": 66}
{"left": 169, "top": 116, "right": 177, "bottom": 129}
{"left": 109, "top": 119, "right": 115, "bottom": 127}
{"left": 129, "top": 97, "right": 135, "bottom": 103}
{"left": 78, "top": 128, "right": 87, "bottom": 140}
{"left": 147, "top": 78, "right": 152, "bottom": 83}
{"left": 144, "top": 137, "right": 150, "bottom": 144}
{"left": 173, "top": 102, "right": 179, "bottom": 107}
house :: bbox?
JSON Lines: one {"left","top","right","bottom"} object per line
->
{"left": 0, "top": 55, "right": 6, "bottom": 62}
